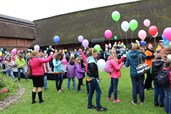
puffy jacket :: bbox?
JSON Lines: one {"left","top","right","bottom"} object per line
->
{"left": 30, "top": 55, "right": 53, "bottom": 76}
{"left": 53, "top": 59, "right": 63, "bottom": 72}
{"left": 152, "top": 59, "right": 165, "bottom": 79}
{"left": 125, "top": 50, "right": 146, "bottom": 77}
{"left": 87, "top": 56, "right": 99, "bottom": 79}
{"left": 16, "top": 58, "right": 26, "bottom": 68}
{"left": 75, "top": 64, "right": 85, "bottom": 79}
{"left": 145, "top": 49, "right": 154, "bottom": 67}
{"left": 66, "top": 61, "right": 76, "bottom": 78}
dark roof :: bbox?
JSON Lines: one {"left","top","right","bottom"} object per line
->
{"left": 33, "top": 0, "right": 171, "bottom": 47}
{"left": 0, "top": 14, "right": 36, "bottom": 39}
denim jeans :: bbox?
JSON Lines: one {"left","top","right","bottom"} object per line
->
{"left": 86, "top": 80, "right": 90, "bottom": 95}
{"left": 67, "top": 77, "right": 76, "bottom": 90}
{"left": 18, "top": 68, "right": 28, "bottom": 81}
{"left": 6, "top": 70, "right": 15, "bottom": 80}
{"left": 88, "top": 79, "right": 102, "bottom": 108}
{"left": 44, "top": 74, "right": 48, "bottom": 89}
{"left": 131, "top": 75, "right": 145, "bottom": 103}
{"left": 154, "top": 80, "right": 164, "bottom": 105}
{"left": 164, "top": 89, "right": 171, "bottom": 114}
{"left": 108, "top": 78, "right": 119, "bottom": 100}
{"left": 55, "top": 73, "right": 63, "bottom": 91}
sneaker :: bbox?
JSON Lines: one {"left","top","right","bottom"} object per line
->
{"left": 113, "top": 99, "right": 120, "bottom": 103}
{"left": 107, "top": 98, "right": 113, "bottom": 101}
{"left": 96, "top": 106, "right": 107, "bottom": 112}
{"left": 39, "top": 100, "right": 44, "bottom": 103}
{"left": 140, "top": 102, "right": 144, "bottom": 105}
{"left": 88, "top": 105, "right": 96, "bottom": 109}
{"left": 58, "top": 90, "right": 62, "bottom": 93}
{"left": 131, "top": 101, "right": 137, "bottom": 105}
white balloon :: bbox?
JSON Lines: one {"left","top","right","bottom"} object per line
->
{"left": 97, "top": 59, "right": 106, "bottom": 72}
{"left": 167, "top": 54, "right": 171, "bottom": 61}
{"left": 121, "top": 21, "right": 129, "bottom": 32}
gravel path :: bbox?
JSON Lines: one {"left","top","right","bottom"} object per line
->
{"left": 0, "top": 85, "right": 25, "bottom": 110}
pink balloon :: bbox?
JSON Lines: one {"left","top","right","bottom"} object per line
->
{"left": 163, "top": 27, "right": 171, "bottom": 41}
{"left": 62, "top": 59, "right": 67, "bottom": 65}
{"left": 138, "top": 30, "right": 147, "bottom": 40}
{"left": 11, "top": 49, "right": 17, "bottom": 55}
{"left": 82, "top": 39, "right": 89, "bottom": 48}
{"left": 104, "top": 30, "right": 112, "bottom": 39}
{"left": 34, "top": 45, "right": 40, "bottom": 51}
{"left": 143, "top": 19, "right": 150, "bottom": 27}
{"left": 78, "top": 35, "right": 84, "bottom": 42}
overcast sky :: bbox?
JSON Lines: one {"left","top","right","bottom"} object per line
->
{"left": 0, "top": 0, "right": 139, "bottom": 21}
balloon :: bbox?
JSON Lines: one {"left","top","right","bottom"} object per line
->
{"left": 78, "top": 35, "right": 84, "bottom": 42}
{"left": 114, "top": 36, "right": 118, "bottom": 40}
{"left": 34, "top": 45, "right": 40, "bottom": 51}
{"left": 104, "top": 30, "right": 112, "bottom": 39}
{"left": 0, "top": 52, "right": 2, "bottom": 56}
{"left": 148, "top": 26, "right": 158, "bottom": 37}
{"left": 167, "top": 54, "right": 171, "bottom": 61}
{"left": 162, "top": 34, "right": 166, "bottom": 40}
{"left": 121, "top": 21, "right": 129, "bottom": 32}
{"left": 140, "top": 41, "right": 146, "bottom": 46}
{"left": 129, "top": 19, "right": 138, "bottom": 32}
{"left": 82, "top": 39, "right": 89, "bottom": 48}
{"left": 163, "top": 27, "right": 171, "bottom": 41}
{"left": 138, "top": 30, "right": 147, "bottom": 40}
{"left": 62, "top": 59, "right": 67, "bottom": 65}
{"left": 143, "top": 19, "right": 151, "bottom": 27}
{"left": 97, "top": 59, "right": 106, "bottom": 72}
{"left": 11, "top": 48, "right": 17, "bottom": 55}
{"left": 94, "top": 44, "right": 101, "bottom": 53}
{"left": 54, "top": 36, "right": 60, "bottom": 43}
{"left": 111, "top": 11, "right": 120, "bottom": 22}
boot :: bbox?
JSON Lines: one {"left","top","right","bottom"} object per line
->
{"left": 32, "top": 91, "right": 36, "bottom": 104}
{"left": 38, "top": 91, "right": 44, "bottom": 103}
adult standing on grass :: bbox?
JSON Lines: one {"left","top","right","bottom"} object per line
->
{"left": 29, "top": 51, "right": 53, "bottom": 104}
{"left": 125, "top": 43, "right": 146, "bottom": 105}
{"left": 53, "top": 52, "right": 64, "bottom": 93}
{"left": 16, "top": 54, "right": 28, "bottom": 82}
{"left": 144, "top": 43, "right": 155, "bottom": 90}
{"left": 87, "top": 48, "right": 107, "bottom": 112}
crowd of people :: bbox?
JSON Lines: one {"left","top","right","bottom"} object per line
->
{"left": 0, "top": 41, "right": 171, "bottom": 113}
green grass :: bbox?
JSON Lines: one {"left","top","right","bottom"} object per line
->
{"left": 1, "top": 68, "right": 165, "bottom": 114}
{"left": 0, "top": 74, "right": 18, "bottom": 100}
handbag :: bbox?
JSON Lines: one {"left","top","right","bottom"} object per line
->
{"left": 136, "top": 53, "right": 149, "bottom": 75}
{"left": 26, "top": 62, "right": 32, "bottom": 77}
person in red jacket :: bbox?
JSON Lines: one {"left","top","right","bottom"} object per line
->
{"left": 29, "top": 51, "right": 53, "bottom": 104}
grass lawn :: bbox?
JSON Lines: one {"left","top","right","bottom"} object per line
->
{"left": 1, "top": 68, "right": 165, "bottom": 114}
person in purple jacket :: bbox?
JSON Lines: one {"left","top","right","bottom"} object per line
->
{"left": 66, "top": 56, "right": 76, "bottom": 90}
{"left": 75, "top": 57, "right": 85, "bottom": 92}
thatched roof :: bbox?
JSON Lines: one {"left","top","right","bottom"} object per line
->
{"left": 0, "top": 14, "right": 36, "bottom": 39}
{"left": 33, "top": 0, "right": 171, "bottom": 47}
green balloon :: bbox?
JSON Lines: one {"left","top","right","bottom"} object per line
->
{"left": 114, "top": 36, "right": 118, "bottom": 40}
{"left": 129, "top": 19, "right": 138, "bottom": 31}
{"left": 112, "top": 11, "right": 120, "bottom": 22}
{"left": 94, "top": 44, "right": 101, "bottom": 53}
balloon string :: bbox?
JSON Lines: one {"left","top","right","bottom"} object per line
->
{"left": 117, "top": 22, "right": 123, "bottom": 43}
{"left": 131, "top": 32, "right": 134, "bottom": 43}
{"left": 125, "top": 32, "right": 128, "bottom": 46}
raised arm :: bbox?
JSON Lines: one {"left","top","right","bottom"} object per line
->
{"left": 39, "top": 54, "right": 53, "bottom": 63}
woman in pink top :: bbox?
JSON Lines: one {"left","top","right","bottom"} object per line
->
{"left": 107, "top": 50, "right": 124, "bottom": 103}
{"left": 29, "top": 51, "right": 53, "bottom": 104}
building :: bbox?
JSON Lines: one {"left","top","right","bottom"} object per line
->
{"left": 0, "top": 14, "right": 36, "bottom": 50}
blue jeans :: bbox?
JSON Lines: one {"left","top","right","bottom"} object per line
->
{"left": 6, "top": 70, "right": 15, "bottom": 80}
{"left": 55, "top": 73, "right": 63, "bottom": 91}
{"left": 108, "top": 78, "right": 119, "bottom": 100}
{"left": 164, "top": 89, "right": 171, "bottom": 114}
{"left": 154, "top": 80, "right": 164, "bottom": 105}
{"left": 67, "top": 77, "right": 76, "bottom": 90}
{"left": 131, "top": 75, "right": 144, "bottom": 103}
{"left": 44, "top": 74, "right": 48, "bottom": 89}
{"left": 18, "top": 68, "right": 28, "bottom": 81}
{"left": 88, "top": 79, "right": 102, "bottom": 108}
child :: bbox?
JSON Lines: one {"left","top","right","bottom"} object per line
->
{"left": 66, "top": 56, "right": 76, "bottom": 90}
{"left": 107, "top": 50, "right": 124, "bottom": 103}
{"left": 4, "top": 56, "right": 17, "bottom": 81}
{"left": 87, "top": 48, "right": 107, "bottom": 111}
{"left": 163, "top": 60, "right": 171, "bottom": 114}
{"left": 152, "top": 54, "right": 165, "bottom": 107}
{"left": 75, "top": 57, "right": 85, "bottom": 92}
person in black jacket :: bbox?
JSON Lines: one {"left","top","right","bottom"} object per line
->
{"left": 87, "top": 48, "right": 107, "bottom": 112}
{"left": 152, "top": 54, "right": 165, "bottom": 107}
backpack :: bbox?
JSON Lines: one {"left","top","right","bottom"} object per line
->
{"left": 156, "top": 69, "right": 170, "bottom": 88}
{"left": 105, "top": 60, "right": 113, "bottom": 73}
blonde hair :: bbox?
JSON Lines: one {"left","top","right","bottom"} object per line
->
{"left": 132, "top": 43, "right": 140, "bottom": 51}
{"left": 109, "top": 49, "right": 117, "bottom": 59}
{"left": 30, "top": 51, "right": 38, "bottom": 58}
{"left": 87, "top": 48, "right": 97, "bottom": 56}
